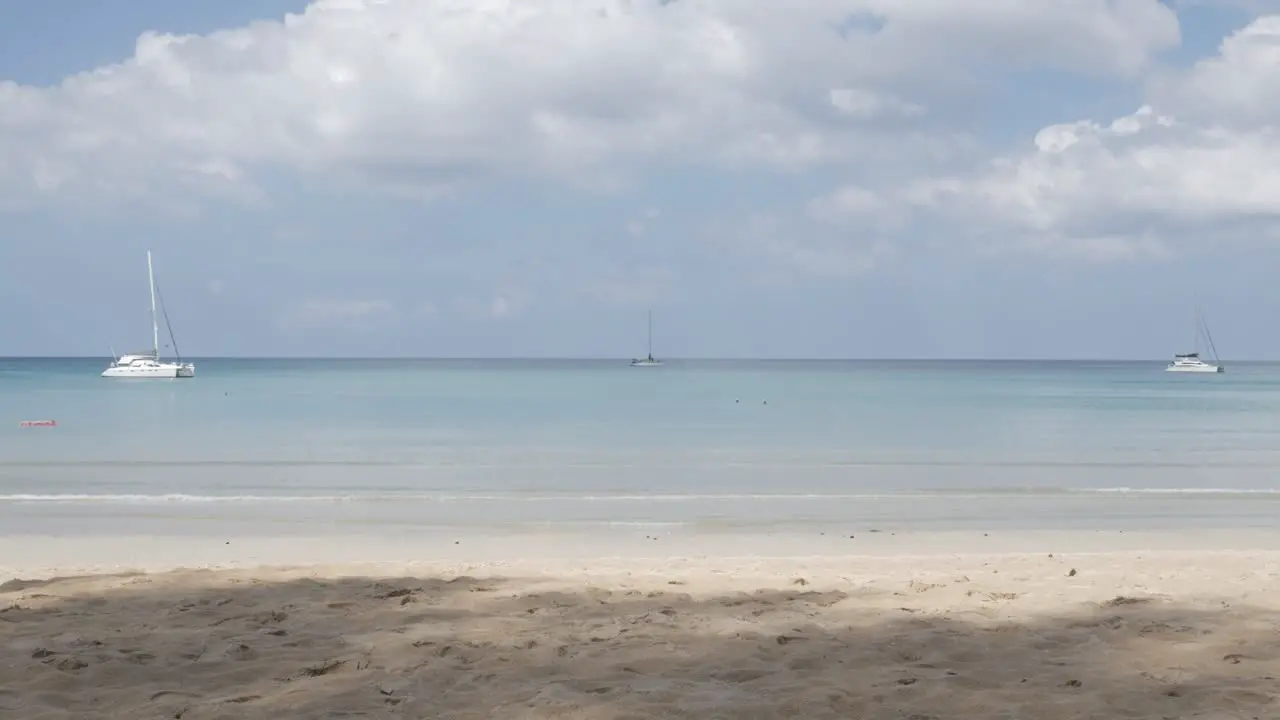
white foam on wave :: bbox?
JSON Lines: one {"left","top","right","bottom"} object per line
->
{"left": 1074, "top": 487, "right": 1280, "bottom": 495}
{"left": 2, "top": 487, "right": 1277, "bottom": 504}
{"left": 0, "top": 492, "right": 906, "bottom": 504}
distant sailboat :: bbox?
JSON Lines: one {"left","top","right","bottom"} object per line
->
{"left": 102, "top": 250, "right": 195, "bottom": 379}
{"left": 630, "top": 309, "right": 662, "bottom": 367}
{"left": 1166, "top": 306, "right": 1223, "bottom": 374}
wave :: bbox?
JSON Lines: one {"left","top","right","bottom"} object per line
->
{"left": 926, "top": 486, "right": 1280, "bottom": 498}
{"left": 1071, "top": 487, "right": 1280, "bottom": 495}
{"left": 2, "top": 487, "right": 1279, "bottom": 504}
{"left": 7, "top": 458, "right": 1280, "bottom": 469}
{"left": 0, "top": 492, "right": 899, "bottom": 504}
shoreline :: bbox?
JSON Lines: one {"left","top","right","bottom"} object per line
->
{"left": 4, "top": 527, "right": 1280, "bottom": 582}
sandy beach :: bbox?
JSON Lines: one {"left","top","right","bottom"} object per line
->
{"left": 2, "top": 532, "right": 1279, "bottom": 719}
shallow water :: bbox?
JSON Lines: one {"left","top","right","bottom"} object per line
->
{"left": 2, "top": 358, "right": 1278, "bottom": 536}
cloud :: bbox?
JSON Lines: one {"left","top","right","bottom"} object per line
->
{"left": 0, "top": 0, "right": 1179, "bottom": 210}
{"left": 579, "top": 264, "right": 677, "bottom": 307}
{"left": 1172, "top": 0, "right": 1280, "bottom": 13}
{"left": 447, "top": 291, "right": 527, "bottom": 321}
{"left": 841, "top": 16, "right": 1280, "bottom": 260}
{"left": 705, "top": 211, "right": 893, "bottom": 284}
{"left": 489, "top": 295, "right": 513, "bottom": 319}
{"left": 806, "top": 185, "right": 882, "bottom": 220}
{"left": 624, "top": 207, "right": 661, "bottom": 237}
{"left": 278, "top": 298, "right": 392, "bottom": 330}
{"left": 1152, "top": 16, "right": 1280, "bottom": 127}
{"left": 828, "top": 88, "right": 923, "bottom": 120}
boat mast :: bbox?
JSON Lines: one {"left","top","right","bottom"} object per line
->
{"left": 148, "top": 250, "right": 160, "bottom": 359}
{"left": 1201, "top": 308, "right": 1221, "bottom": 364}
{"left": 647, "top": 309, "right": 653, "bottom": 360}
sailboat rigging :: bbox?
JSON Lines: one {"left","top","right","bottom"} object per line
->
{"left": 101, "top": 251, "right": 196, "bottom": 379}
{"left": 1166, "top": 306, "right": 1223, "bottom": 374}
{"left": 630, "top": 309, "right": 662, "bottom": 367}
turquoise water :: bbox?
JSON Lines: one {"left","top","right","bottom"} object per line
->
{"left": 2, "top": 358, "right": 1280, "bottom": 536}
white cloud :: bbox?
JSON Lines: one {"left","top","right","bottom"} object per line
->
{"left": 579, "top": 264, "right": 677, "bottom": 307}
{"left": 850, "top": 15, "right": 1280, "bottom": 260}
{"left": 829, "top": 88, "right": 923, "bottom": 120}
{"left": 623, "top": 207, "right": 662, "bottom": 237}
{"left": 1152, "top": 16, "right": 1280, "bottom": 127}
{"left": 807, "top": 185, "right": 882, "bottom": 219}
{"left": 278, "top": 298, "right": 392, "bottom": 329}
{"left": 0, "top": 0, "right": 1179, "bottom": 209}
{"left": 1172, "top": 0, "right": 1280, "bottom": 14}
{"left": 472, "top": 290, "right": 527, "bottom": 320}
{"left": 489, "top": 295, "right": 512, "bottom": 319}
{"left": 706, "top": 211, "right": 893, "bottom": 284}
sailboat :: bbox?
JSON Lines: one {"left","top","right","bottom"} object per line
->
{"left": 102, "top": 250, "right": 196, "bottom": 379}
{"left": 1166, "top": 306, "right": 1223, "bottom": 374}
{"left": 629, "top": 309, "right": 662, "bottom": 367}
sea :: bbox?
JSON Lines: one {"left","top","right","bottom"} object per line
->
{"left": 2, "top": 358, "right": 1279, "bottom": 540}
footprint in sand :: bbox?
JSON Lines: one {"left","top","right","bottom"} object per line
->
{"left": 908, "top": 581, "right": 946, "bottom": 593}
{"left": 51, "top": 657, "right": 88, "bottom": 672}
{"left": 0, "top": 690, "right": 23, "bottom": 711}
{"left": 150, "top": 691, "right": 199, "bottom": 702}
{"left": 227, "top": 643, "right": 257, "bottom": 661}
{"left": 122, "top": 650, "right": 157, "bottom": 665}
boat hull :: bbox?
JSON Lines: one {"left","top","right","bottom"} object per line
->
{"left": 629, "top": 360, "right": 662, "bottom": 367}
{"left": 1165, "top": 364, "right": 1223, "bottom": 373}
{"left": 102, "top": 364, "right": 195, "bottom": 378}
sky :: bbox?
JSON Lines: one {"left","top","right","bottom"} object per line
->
{"left": 3, "top": 0, "right": 1280, "bottom": 359}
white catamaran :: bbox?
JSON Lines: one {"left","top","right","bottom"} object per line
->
{"left": 102, "top": 251, "right": 195, "bottom": 379}
{"left": 1166, "top": 307, "right": 1223, "bottom": 374}
{"left": 630, "top": 309, "right": 662, "bottom": 367}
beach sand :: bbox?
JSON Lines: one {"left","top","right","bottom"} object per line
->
{"left": 1, "top": 532, "right": 1279, "bottom": 719}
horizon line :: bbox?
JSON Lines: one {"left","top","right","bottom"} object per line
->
{"left": 0, "top": 355, "right": 1265, "bottom": 363}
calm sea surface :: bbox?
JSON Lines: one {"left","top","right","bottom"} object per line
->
{"left": 2, "top": 358, "right": 1279, "bottom": 536}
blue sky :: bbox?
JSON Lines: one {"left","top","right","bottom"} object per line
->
{"left": 3, "top": 0, "right": 1280, "bottom": 358}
